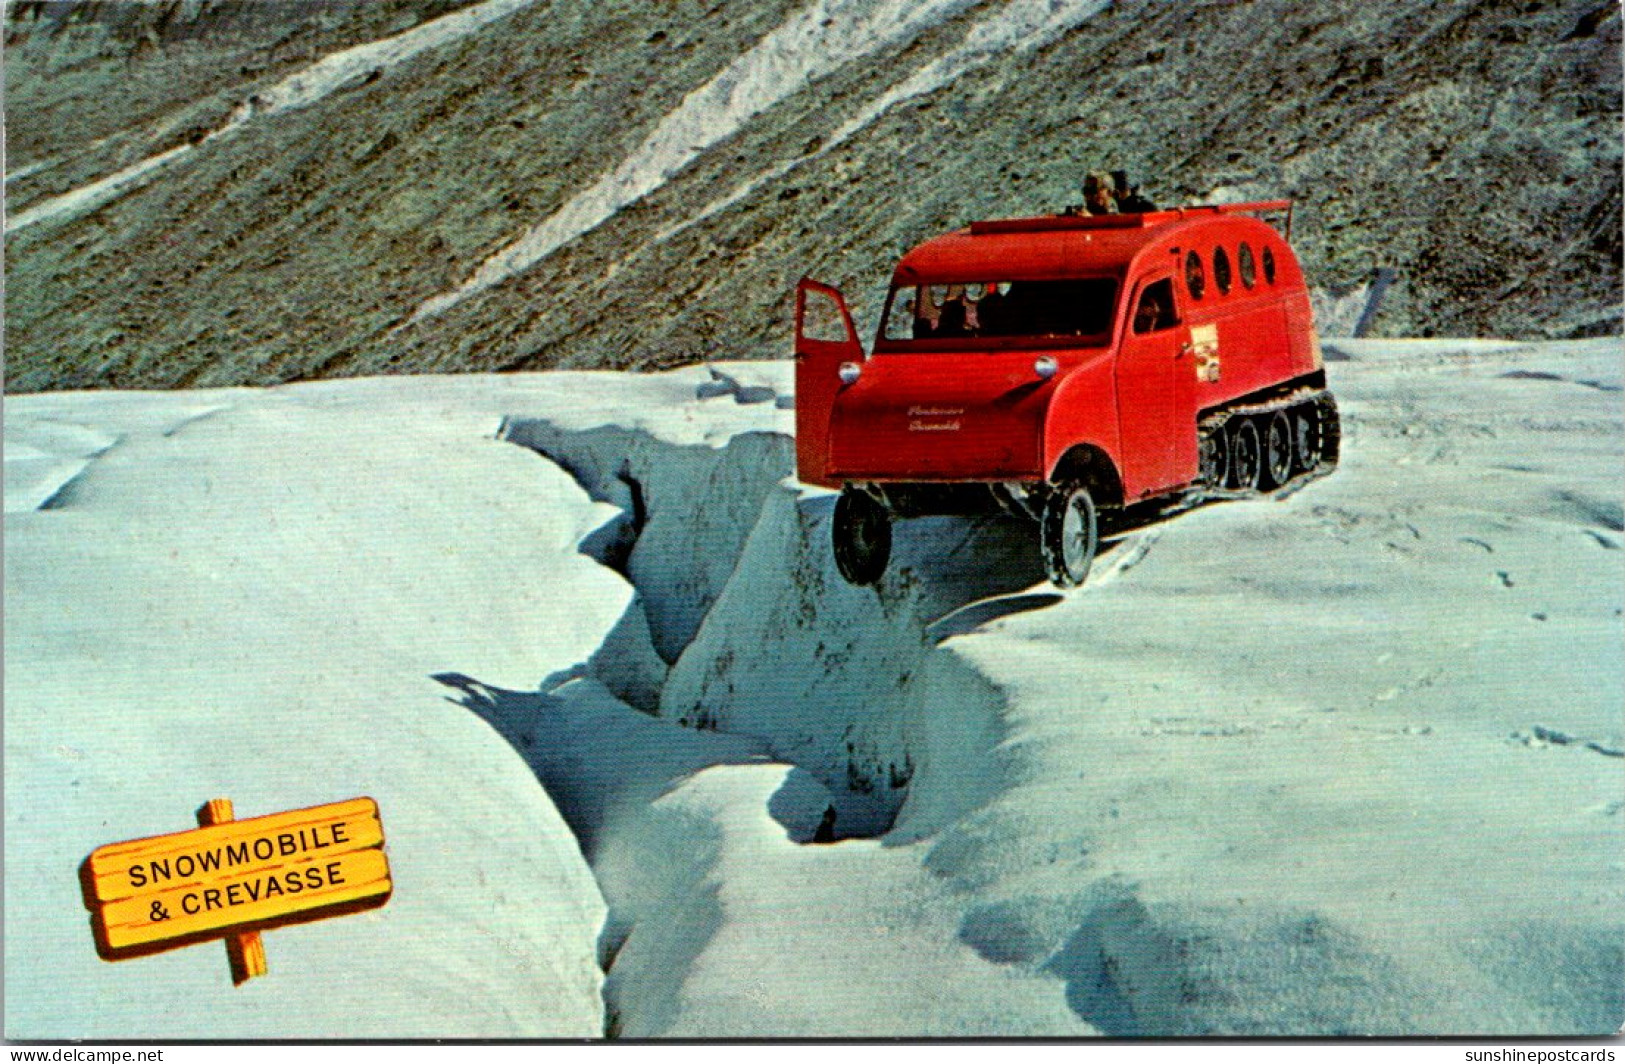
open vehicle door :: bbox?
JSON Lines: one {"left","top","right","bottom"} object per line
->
{"left": 794, "top": 277, "right": 865, "bottom": 488}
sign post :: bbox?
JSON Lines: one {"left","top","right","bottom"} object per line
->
{"left": 82, "top": 796, "right": 391, "bottom": 984}
{"left": 196, "top": 798, "right": 269, "bottom": 984}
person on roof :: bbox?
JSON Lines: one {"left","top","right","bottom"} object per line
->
{"left": 1082, "top": 171, "right": 1118, "bottom": 215}
{"left": 1112, "top": 169, "right": 1159, "bottom": 213}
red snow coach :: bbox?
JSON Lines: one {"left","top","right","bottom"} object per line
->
{"left": 793, "top": 198, "right": 1339, "bottom": 588}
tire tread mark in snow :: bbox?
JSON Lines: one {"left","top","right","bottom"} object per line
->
{"left": 1090, "top": 529, "right": 1161, "bottom": 588}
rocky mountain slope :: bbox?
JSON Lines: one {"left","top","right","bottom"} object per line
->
{"left": 4, "top": 0, "right": 1620, "bottom": 392}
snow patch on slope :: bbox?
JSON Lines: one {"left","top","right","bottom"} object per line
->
{"left": 4, "top": 159, "right": 52, "bottom": 185}
{"left": 5, "top": 145, "right": 192, "bottom": 235}
{"left": 5, "top": 0, "right": 539, "bottom": 234}
{"left": 827, "top": 0, "right": 1108, "bottom": 147}
{"left": 224, "top": 0, "right": 538, "bottom": 123}
{"left": 410, "top": 0, "right": 982, "bottom": 321}
{"left": 661, "top": 0, "right": 1109, "bottom": 243}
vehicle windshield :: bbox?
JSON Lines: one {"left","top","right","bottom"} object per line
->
{"left": 879, "top": 278, "right": 1119, "bottom": 348}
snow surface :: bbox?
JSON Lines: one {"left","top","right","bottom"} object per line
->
{"left": 3, "top": 382, "right": 622, "bottom": 1038}
{"left": 5, "top": 339, "right": 1622, "bottom": 1037}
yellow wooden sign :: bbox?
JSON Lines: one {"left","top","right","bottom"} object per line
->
{"left": 81, "top": 797, "right": 391, "bottom": 981}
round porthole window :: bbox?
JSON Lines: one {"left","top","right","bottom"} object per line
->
{"left": 1185, "top": 250, "right": 1206, "bottom": 300}
{"left": 1238, "top": 242, "right": 1256, "bottom": 289}
{"left": 1213, "top": 246, "right": 1232, "bottom": 295}
{"left": 1262, "top": 245, "right": 1277, "bottom": 284}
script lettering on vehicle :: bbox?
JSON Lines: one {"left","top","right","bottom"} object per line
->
{"left": 908, "top": 405, "right": 963, "bottom": 432}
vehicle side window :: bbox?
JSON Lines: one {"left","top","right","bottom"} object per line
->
{"left": 1132, "top": 278, "right": 1179, "bottom": 334}
{"left": 1238, "top": 242, "right": 1256, "bottom": 289}
{"left": 1262, "top": 245, "right": 1277, "bottom": 285}
{"left": 1184, "top": 251, "right": 1206, "bottom": 300}
{"left": 1213, "top": 246, "right": 1232, "bottom": 295}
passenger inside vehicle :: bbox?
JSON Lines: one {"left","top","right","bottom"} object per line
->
{"left": 935, "top": 285, "right": 971, "bottom": 338}
{"left": 885, "top": 278, "right": 1118, "bottom": 343}
{"left": 1132, "top": 279, "right": 1178, "bottom": 333}
{"left": 971, "top": 282, "right": 1006, "bottom": 334}
{"left": 910, "top": 288, "right": 936, "bottom": 339}
{"left": 906, "top": 296, "right": 924, "bottom": 337}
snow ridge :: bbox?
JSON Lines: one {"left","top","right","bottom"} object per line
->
{"left": 4, "top": 419, "right": 120, "bottom": 514}
{"left": 499, "top": 416, "right": 1028, "bottom": 839}
{"left": 409, "top": 0, "right": 982, "bottom": 322}
{"left": 489, "top": 416, "right": 1042, "bottom": 1034}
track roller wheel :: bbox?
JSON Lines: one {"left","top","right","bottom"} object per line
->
{"left": 1261, "top": 410, "right": 1293, "bottom": 490}
{"left": 1317, "top": 395, "right": 1342, "bottom": 467}
{"left": 1292, "top": 403, "right": 1323, "bottom": 471}
{"left": 1199, "top": 423, "right": 1230, "bottom": 489}
{"left": 1227, "top": 417, "right": 1262, "bottom": 491}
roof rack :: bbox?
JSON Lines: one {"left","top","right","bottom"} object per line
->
{"left": 970, "top": 214, "right": 1158, "bottom": 235}
{"left": 1185, "top": 199, "right": 1294, "bottom": 240}
{"left": 970, "top": 199, "right": 1294, "bottom": 240}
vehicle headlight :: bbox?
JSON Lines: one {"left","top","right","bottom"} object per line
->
{"left": 838, "top": 362, "right": 862, "bottom": 385}
{"left": 1034, "top": 355, "right": 1058, "bottom": 380}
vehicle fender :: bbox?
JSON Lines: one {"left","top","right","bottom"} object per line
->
{"left": 1041, "top": 352, "right": 1121, "bottom": 490}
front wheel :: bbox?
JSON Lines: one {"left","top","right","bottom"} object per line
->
{"left": 832, "top": 488, "right": 891, "bottom": 586}
{"left": 1041, "top": 483, "right": 1098, "bottom": 589}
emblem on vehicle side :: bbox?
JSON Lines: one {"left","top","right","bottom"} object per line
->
{"left": 1191, "top": 323, "right": 1220, "bottom": 382}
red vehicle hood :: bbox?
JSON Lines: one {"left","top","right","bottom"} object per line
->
{"left": 826, "top": 351, "right": 1069, "bottom": 481}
